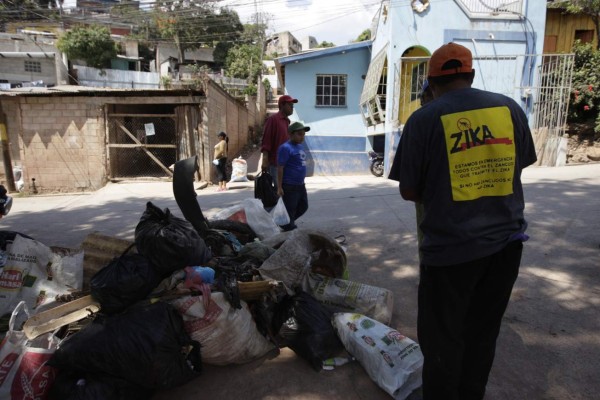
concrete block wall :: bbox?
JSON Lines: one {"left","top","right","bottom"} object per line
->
{"left": 12, "top": 96, "right": 106, "bottom": 193}
{"left": 0, "top": 58, "right": 57, "bottom": 86}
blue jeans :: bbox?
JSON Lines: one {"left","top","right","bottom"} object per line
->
{"left": 280, "top": 183, "right": 308, "bottom": 231}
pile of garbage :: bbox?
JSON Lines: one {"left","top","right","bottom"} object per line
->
{"left": 0, "top": 157, "right": 423, "bottom": 400}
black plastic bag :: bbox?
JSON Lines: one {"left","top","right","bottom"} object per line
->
{"left": 274, "top": 291, "right": 344, "bottom": 371}
{"left": 135, "top": 202, "right": 211, "bottom": 278}
{"left": 48, "top": 302, "right": 202, "bottom": 391}
{"left": 90, "top": 244, "right": 162, "bottom": 315}
{"left": 254, "top": 171, "right": 279, "bottom": 208}
{"left": 49, "top": 370, "right": 152, "bottom": 400}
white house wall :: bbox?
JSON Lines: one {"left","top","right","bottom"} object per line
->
{"left": 371, "top": 0, "right": 547, "bottom": 170}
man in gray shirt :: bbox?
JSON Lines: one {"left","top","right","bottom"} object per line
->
{"left": 395, "top": 42, "right": 537, "bottom": 400}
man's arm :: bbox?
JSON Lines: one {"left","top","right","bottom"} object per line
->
{"left": 400, "top": 186, "right": 421, "bottom": 202}
{"left": 261, "top": 116, "right": 275, "bottom": 172}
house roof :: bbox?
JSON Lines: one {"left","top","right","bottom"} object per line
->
{"left": 0, "top": 85, "right": 205, "bottom": 97}
{"left": 276, "top": 40, "right": 372, "bottom": 65}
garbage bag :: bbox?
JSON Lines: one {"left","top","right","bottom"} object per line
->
{"left": 332, "top": 313, "right": 423, "bottom": 400}
{"left": 90, "top": 245, "right": 162, "bottom": 315}
{"left": 254, "top": 171, "right": 278, "bottom": 208}
{"left": 48, "top": 301, "right": 202, "bottom": 391}
{"left": 171, "top": 292, "right": 275, "bottom": 365}
{"left": 135, "top": 202, "right": 211, "bottom": 278}
{"left": 302, "top": 272, "right": 394, "bottom": 325}
{"left": 273, "top": 291, "right": 344, "bottom": 371}
{"left": 49, "top": 370, "right": 152, "bottom": 400}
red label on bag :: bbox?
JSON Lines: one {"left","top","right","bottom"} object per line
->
{"left": 0, "top": 269, "right": 24, "bottom": 290}
{"left": 0, "top": 352, "right": 19, "bottom": 386}
{"left": 11, "top": 351, "right": 56, "bottom": 399}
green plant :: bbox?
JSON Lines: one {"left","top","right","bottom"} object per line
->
{"left": 568, "top": 41, "right": 600, "bottom": 131}
{"left": 262, "top": 78, "right": 272, "bottom": 98}
{"left": 244, "top": 83, "right": 257, "bottom": 96}
{"left": 57, "top": 25, "right": 117, "bottom": 69}
{"left": 160, "top": 75, "right": 172, "bottom": 89}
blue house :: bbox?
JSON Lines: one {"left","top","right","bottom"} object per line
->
{"left": 275, "top": 41, "right": 372, "bottom": 175}
{"left": 361, "top": 0, "right": 550, "bottom": 169}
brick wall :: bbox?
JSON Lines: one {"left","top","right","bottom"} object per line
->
{"left": 1, "top": 96, "right": 107, "bottom": 193}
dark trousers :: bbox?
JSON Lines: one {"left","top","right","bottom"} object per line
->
{"left": 418, "top": 240, "right": 523, "bottom": 400}
{"left": 215, "top": 158, "right": 227, "bottom": 182}
{"left": 280, "top": 183, "right": 308, "bottom": 231}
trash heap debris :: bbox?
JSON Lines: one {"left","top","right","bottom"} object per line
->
{"left": 0, "top": 156, "right": 423, "bottom": 400}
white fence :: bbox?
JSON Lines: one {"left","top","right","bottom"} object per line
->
{"left": 75, "top": 66, "right": 160, "bottom": 89}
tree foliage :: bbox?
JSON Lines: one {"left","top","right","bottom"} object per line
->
{"left": 225, "top": 44, "right": 263, "bottom": 82}
{"left": 317, "top": 41, "right": 336, "bottom": 48}
{"left": 564, "top": 0, "right": 600, "bottom": 50}
{"left": 568, "top": 41, "right": 600, "bottom": 132}
{"left": 57, "top": 25, "right": 117, "bottom": 69}
{"left": 356, "top": 29, "right": 371, "bottom": 42}
{"left": 153, "top": 2, "right": 243, "bottom": 63}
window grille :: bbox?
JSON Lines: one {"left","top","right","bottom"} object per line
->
{"left": 316, "top": 74, "right": 347, "bottom": 107}
{"left": 24, "top": 60, "right": 41, "bottom": 73}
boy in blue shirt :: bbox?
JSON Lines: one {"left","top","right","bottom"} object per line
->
{"left": 276, "top": 121, "right": 309, "bottom": 231}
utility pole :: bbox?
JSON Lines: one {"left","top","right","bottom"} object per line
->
{"left": 0, "top": 102, "right": 16, "bottom": 192}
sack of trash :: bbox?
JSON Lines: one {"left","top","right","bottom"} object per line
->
{"left": 171, "top": 292, "right": 275, "bottom": 365}
{"left": 0, "top": 234, "right": 83, "bottom": 317}
{"left": 302, "top": 272, "right": 394, "bottom": 325}
{"left": 259, "top": 230, "right": 347, "bottom": 291}
{"left": 229, "top": 156, "right": 249, "bottom": 183}
{"left": 332, "top": 313, "right": 423, "bottom": 400}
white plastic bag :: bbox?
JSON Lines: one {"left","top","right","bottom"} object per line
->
{"left": 333, "top": 313, "right": 423, "bottom": 400}
{"left": 0, "top": 235, "right": 83, "bottom": 317}
{"left": 270, "top": 198, "right": 290, "bottom": 226}
{"left": 170, "top": 293, "right": 275, "bottom": 365}
{"left": 0, "top": 301, "right": 59, "bottom": 399}
{"left": 229, "top": 157, "right": 249, "bottom": 182}
{"left": 242, "top": 198, "right": 281, "bottom": 240}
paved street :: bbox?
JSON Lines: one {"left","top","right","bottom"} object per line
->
{"left": 1, "top": 164, "right": 599, "bottom": 399}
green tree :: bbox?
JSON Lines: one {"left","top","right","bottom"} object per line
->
{"left": 153, "top": 2, "right": 243, "bottom": 63}
{"left": 225, "top": 44, "right": 263, "bottom": 82}
{"left": 356, "top": 29, "right": 371, "bottom": 42}
{"left": 568, "top": 41, "right": 600, "bottom": 132}
{"left": 57, "top": 25, "right": 117, "bottom": 69}
{"left": 564, "top": 0, "right": 600, "bottom": 50}
{"left": 317, "top": 41, "right": 336, "bottom": 48}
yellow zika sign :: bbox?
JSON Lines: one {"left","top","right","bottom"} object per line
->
{"left": 442, "top": 106, "right": 515, "bottom": 201}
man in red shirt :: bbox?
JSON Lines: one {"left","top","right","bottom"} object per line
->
{"left": 261, "top": 94, "right": 298, "bottom": 176}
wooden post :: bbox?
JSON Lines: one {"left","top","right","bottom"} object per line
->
{"left": 0, "top": 102, "right": 16, "bottom": 192}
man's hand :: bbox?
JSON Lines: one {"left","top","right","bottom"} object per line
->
{"left": 277, "top": 187, "right": 284, "bottom": 197}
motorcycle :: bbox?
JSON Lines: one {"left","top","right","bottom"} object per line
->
{"left": 368, "top": 151, "right": 384, "bottom": 177}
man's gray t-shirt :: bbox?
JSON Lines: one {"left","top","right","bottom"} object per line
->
{"left": 397, "top": 87, "right": 537, "bottom": 266}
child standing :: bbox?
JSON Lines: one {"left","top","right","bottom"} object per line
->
{"left": 277, "top": 121, "right": 309, "bottom": 231}
{"left": 214, "top": 131, "right": 228, "bottom": 191}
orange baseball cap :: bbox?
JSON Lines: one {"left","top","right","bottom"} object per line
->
{"left": 427, "top": 42, "right": 473, "bottom": 78}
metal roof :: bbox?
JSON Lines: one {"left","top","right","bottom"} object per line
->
{"left": 276, "top": 40, "right": 372, "bottom": 65}
{"left": 0, "top": 85, "right": 205, "bottom": 97}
